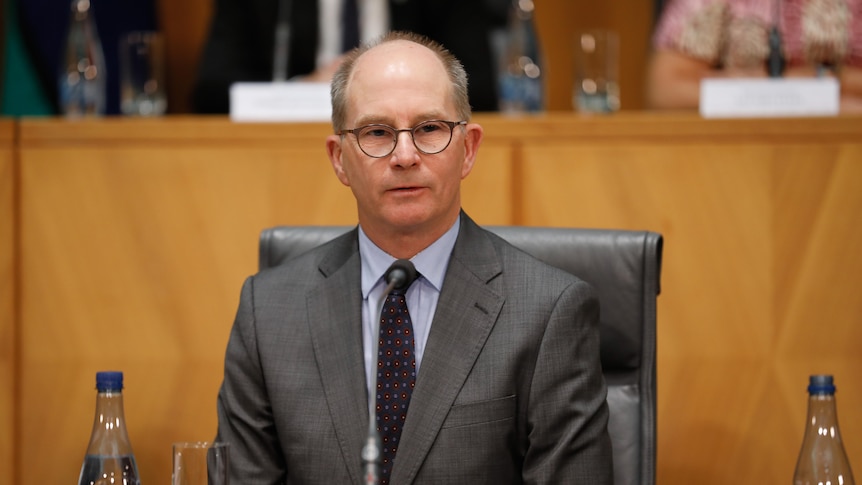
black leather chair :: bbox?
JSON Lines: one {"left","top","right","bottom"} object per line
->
{"left": 259, "top": 225, "right": 663, "bottom": 485}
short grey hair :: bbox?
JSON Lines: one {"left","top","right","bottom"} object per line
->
{"left": 330, "top": 31, "right": 472, "bottom": 132}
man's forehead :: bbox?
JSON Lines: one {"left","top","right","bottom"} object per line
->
{"left": 351, "top": 40, "right": 447, "bottom": 82}
{"left": 345, "top": 40, "right": 454, "bottom": 118}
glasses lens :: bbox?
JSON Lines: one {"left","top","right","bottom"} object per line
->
{"left": 412, "top": 121, "right": 452, "bottom": 154}
{"left": 356, "top": 125, "right": 396, "bottom": 157}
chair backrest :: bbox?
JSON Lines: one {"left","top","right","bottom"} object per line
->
{"left": 259, "top": 225, "right": 663, "bottom": 485}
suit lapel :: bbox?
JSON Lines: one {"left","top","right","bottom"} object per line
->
{"left": 306, "top": 234, "right": 369, "bottom": 484}
{"left": 392, "top": 215, "right": 505, "bottom": 483}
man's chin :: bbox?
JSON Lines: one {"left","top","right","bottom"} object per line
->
{"left": 378, "top": 205, "right": 449, "bottom": 232}
{"left": 384, "top": 211, "right": 433, "bottom": 231}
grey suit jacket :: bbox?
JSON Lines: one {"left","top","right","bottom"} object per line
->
{"left": 216, "top": 213, "right": 613, "bottom": 484}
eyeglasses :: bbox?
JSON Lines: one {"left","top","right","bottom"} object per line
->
{"left": 338, "top": 120, "right": 467, "bottom": 158}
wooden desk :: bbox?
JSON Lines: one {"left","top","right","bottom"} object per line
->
{"left": 11, "top": 113, "right": 862, "bottom": 484}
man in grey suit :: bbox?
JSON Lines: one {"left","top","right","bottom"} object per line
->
{"left": 216, "top": 31, "right": 613, "bottom": 484}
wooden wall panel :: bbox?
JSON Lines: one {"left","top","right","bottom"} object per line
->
{"left": 0, "top": 120, "right": 16, "bottom": 485}
{"left": 515, "top": 121, "right": 862, "bottom": 484}
{"left": 157, "top": 0, "right": 212, "bottom": 114}
{"left": 18, "top": 140, "right": 354, "bottom": 484}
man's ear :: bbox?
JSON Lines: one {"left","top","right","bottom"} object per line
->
{"left": 326, "top": 134, "right": 351, "bottom": 187}
{"left": 460, "top": 123, "right": 483, "bottom": 179}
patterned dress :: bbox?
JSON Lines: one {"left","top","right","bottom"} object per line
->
{"left": 653, "top": 0, "right": 862, "bottom": 69}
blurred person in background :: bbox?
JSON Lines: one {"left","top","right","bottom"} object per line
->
{"left": 191, "top": 0, "right": 511, "bottom": 113}
{"left": 646, "top": 0, "right": 862, "bottom": 112}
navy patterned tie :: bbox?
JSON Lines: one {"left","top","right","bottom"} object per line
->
{"left": 376, "top": 284, "right": 416, "bottom": 484}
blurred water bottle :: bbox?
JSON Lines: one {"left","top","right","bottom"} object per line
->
{"left": 793, "top": 375, "right": 855, "bottom": 485}
{"left": 496, "top": 0, "right": 543, "bottom": 113}
{"left": 59, "top": 0, "right": 107, "bottom": 117}
{"left": 78, "top": 371, "right": 141, "bottom": 485}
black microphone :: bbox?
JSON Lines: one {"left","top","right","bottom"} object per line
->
{"left": 272, "top": 0, "right": 292, "bottom": 82}
{"left": 767, "top": 26, "right": 785, "bottom": 78}
{"left": 361, "top": 259, "right": 418, "bottom": 484}
{"left": 384, "top": 259, "right": 418, "bottom": 292}
{"left": 767, "top": 0, "right": 785, "bottom": 77}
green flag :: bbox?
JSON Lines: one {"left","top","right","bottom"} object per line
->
{"left": 2, "top": 0, "right": 54, "bottom": 116}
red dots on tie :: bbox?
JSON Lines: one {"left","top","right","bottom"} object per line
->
{"left": 376, "top": 285, "right": 416, "bottom": 483}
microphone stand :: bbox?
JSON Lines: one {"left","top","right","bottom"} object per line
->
{"left": 767, "top": 0, "right": 785, "bottom": 77}
{"left": 361, "top": 260, "right": 416, "bottom": 485}
{"left": 272, "top": 0, "right": 292, "bottom": 82}
{"left": 361, "top": 280, "right": 390, "bottom": 485}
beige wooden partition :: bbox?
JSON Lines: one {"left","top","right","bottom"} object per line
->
{"left": 12, "top": 114, "right": 862, "bottom": 484}
{"left": 1, "top": 120, "right": 16, "bottom": 485}
{"left": 480, "top": 113, "right": 862, "bottom": 484}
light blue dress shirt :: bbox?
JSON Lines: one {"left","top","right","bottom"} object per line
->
{"left": 358, "top": 218, "right": 460, "bottom": 403}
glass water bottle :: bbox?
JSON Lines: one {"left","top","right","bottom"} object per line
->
{"left": 496, "top": 0, "right": 544, "bottom": 113}
{"left": 793, "top": 374, "right": 855, "bottom": 485}
{"left": 78, "top": 371, "right": 141, "bottom": 485}
{"left": 59, "top": 0, "right": 107, "bottom": 116}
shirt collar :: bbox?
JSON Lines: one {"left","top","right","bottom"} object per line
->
{"left": 359, "top": 217, "right": 461, "bottom": 298}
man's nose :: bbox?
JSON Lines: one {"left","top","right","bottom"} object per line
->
{"left": 390, "top": 130, "right": 420, "bottom": 165}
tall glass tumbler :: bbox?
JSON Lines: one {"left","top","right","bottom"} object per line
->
{"left": 172, "top": 441, "right": 229, "bottom": 485}
{"left": 573, "top": 30, "right": 620, "bottom": 113}
{"left": 119, "top": 31, "right": 167, "bottom": 116}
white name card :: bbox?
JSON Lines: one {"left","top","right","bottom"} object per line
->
{"left": 700, "top": 78, "right": 839, "bottom": 118}
{"left": 229, "top": 82, "right": 332, "bottom": 122}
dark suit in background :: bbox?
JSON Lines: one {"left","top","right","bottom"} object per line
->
{"left": 191, "top": 0, "right": 509, "bottom": 113}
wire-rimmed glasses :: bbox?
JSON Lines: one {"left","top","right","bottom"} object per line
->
{"left": 338, "top": 120, "right": 467, "bottom": 158}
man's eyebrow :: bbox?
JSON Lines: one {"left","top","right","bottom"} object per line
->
{"left": 353, "top": 113, "right": 449, "bottom": 128}
{"left": 354, "top": 115, "right": 392, "bottom": 127}
{"left": 411, "top": 112, "right": 448, "bottom": 124}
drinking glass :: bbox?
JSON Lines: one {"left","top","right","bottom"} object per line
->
{"left": 119, "top": 31, "right": 167, "bottom": 116}
{"left": 172, "top": 441, "right": 229, "bottom": 485}
{"left": 573, "top": 29, "right": 620, "bottom": 113}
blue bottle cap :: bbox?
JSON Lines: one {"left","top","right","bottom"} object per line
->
{"left": 96, "top": 371, "right": 124, "bottom": 392}
{"left": 808, "top": 374, "right": 835, "bottom": 394}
